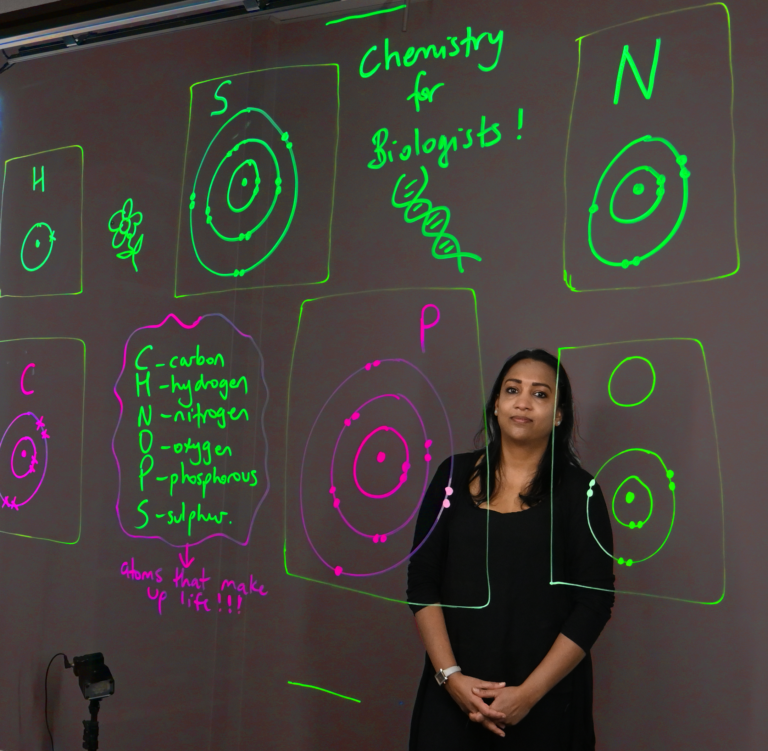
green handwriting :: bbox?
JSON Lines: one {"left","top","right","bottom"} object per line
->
{"left": 408, "top": 71, "right": 444, "bottom": 113}
{"left": 368, "top": 117, "right": 501, "bottom": 170}
{"left": 162, "top": 372, "right": 248, "bottom": 408}
{"left": 154, "top": 501, "right": 231, "bottom": 538}
{"left": 160, "top": 403, "right": 249, "bottom": 430}
{"left": 155, "top": 461, "right": 258, "bottom": 500}
{"left": 161, "top": 438, "right": 233, "bottom": 466}
{"left": 359, "top": 28, "right": 504, "bottom": 78}
{"left": 614, "top": 38, "right": 661, "bottom": 105}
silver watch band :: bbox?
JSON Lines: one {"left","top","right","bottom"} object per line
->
{"left": 435, "top": 665, "right": 462, "bottom": 686}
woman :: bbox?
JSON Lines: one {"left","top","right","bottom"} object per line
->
{"left": 407, "top": 349, "right": 614, "bottom": 750}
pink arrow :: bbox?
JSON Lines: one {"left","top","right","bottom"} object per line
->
{"left": 179, "top": 544, "right": 195, "bottom": 569}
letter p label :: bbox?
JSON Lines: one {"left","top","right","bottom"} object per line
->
{"left": 419, "top": 304, "right": 440, "bottom": 353}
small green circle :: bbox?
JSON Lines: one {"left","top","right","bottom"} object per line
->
{"left": 224, "top": 158, "right": 261, "bottom": 215}
{"left": 612, "top": 475, "right": 653, "bottom": 529}
{"left": 21, "top": 222, "right": 56, "bottom": 272}
{"left": 632, "top": 183, "right": 645, "bottom": 195}
{"left": 608, "top": 356, "right": 656, "bottom": 407}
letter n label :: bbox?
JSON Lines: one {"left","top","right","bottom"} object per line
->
{"left": 614, "top": 38, "right": 661, "bottom": 105}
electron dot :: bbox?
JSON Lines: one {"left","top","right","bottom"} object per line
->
{"left": 625, "top": 491, "right": 635, "bottom": 504}
{"left": 352, "top": 412, "right": 360, "bottom": 420}
{"left": 402, "top": 462, "right": 411, "bottom": 471}
{"left": 425, "top": 439, "right": 433, "bottom": 449}
{"left": 334, "top": 566, "right": 343, "bottom": 576}
{"left": 381, "top": 534, "right": 387, "bottom": 543}
{"left": 443, "top": 498, "right": 451, "bottom": 508}
{"left": 618, "top": 557, "right": 625, "bottom": 565}
{"left": 626, "top": 559, "right": 634, "bottom": 567}
{"left": 629, "top": 521, "right": 636, "bottom": 529}
{"left": 424, "top": 454, "right": 432, "bottom": 462}
{"left": 637, "top": 520, "right": 644, "bottom": 528}
{"left": 329, "top": 486, "right": 336, "bottom": 494}
{"left": 333, "top": 498, "right": 340, "bottom": 508}
{"left": 377, "top": 451, "right": 386, "bottom": 463}
{"left": 589, "top": 479, "right": 596, "bottom": 487}
{"left": 344, "top": 419, "right": 351, "bottom": 427}
{"left": 632, "top": 183, "right": 645, "bottom": 195}
{"left": 35, "top": 239, "right": 40, "bottom": 249}
{"left": 669, "top": 481, "right": 676, "bottom": 491}
{"left": 445, "top": 486, "right": 454, "bottom": 496}
{"left": 373, "top": 534, "right": 380, "bottom": 543}
{"left": 373, "top": 360, "right": 381, "bottom": 367}
{"left": 21, "top": 450, "right": 26, "bottom": 458}
{"left": 399, "top": 473, "right": 407, "bottom": 483}
{"left": 587, "top": 489, "right": 593, "bottom": 497}
{"left": 241, "top": 177, "right": 248, "bottom": 187}
{"left": 666, "top": 469, "right": 674, "bottom": 479}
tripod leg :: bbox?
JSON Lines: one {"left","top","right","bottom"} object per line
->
{"left": 82, "top": 699, "right": 101, "bottom": 751}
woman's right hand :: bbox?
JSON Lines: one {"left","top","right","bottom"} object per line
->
{"left": 444, "top": 673, "right": 507, "bottom": 737}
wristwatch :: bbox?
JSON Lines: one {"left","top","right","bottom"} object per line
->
{"left": 435, "top": 665, "right": 462, "bottom": 686}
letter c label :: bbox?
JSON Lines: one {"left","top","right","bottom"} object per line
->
{"left": 21, "top": 363, "right": 35, "bottom": 395}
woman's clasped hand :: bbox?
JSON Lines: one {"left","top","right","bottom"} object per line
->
{"left": 444, "top": 674, "right": 516, "bottom": 737}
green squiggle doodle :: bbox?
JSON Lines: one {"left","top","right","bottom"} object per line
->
{"left": 588, "top": 135, "right": 690, "bottom": 269}
{"left": 21, "top": 222, "right": 56, "bottom": 272}
{"left": 189, "top": 108, "right": 298, "bottom": 278}
{"left": 391, "top": 165, "right": 481, "bottom": 273}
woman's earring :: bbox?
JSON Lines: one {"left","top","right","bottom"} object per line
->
{"left": 494, "top": 409, "right": 498, "bottom": 415}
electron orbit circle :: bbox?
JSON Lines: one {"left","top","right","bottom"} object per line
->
{"left": 21, "top": 222, "right": 56, "bottom": 272}
{"left": 587, "top": 447, "right": 675, "bottom": 567}
{"left": 189, "top": 107, "right": 298, "bottom": 278}
{"left": 0, "top": 412, "right": 49, "bottom": 507}
{"left": 299, "top": 358, "right": 455, "bottom": 579}
{"left": 587, "top": 135, "right": 690, "bottom": 269}
{"left": 607, "top": 355, "right": 656, "bottom": 407}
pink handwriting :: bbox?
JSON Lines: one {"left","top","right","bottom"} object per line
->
{"left": 220, "top": 574, "right": 268, "bottom": 597}
{"left": 147, "top": 587, "right": 167, "bottom": 614}
{"left": 420, "top": 304, "right": 440, "bottom": 353}
{"left": 20, "top": 363, "right": 35, "bottom": 395}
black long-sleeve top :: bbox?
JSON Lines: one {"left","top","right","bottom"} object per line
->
{"left": 406, "top": 451, "right": 615, "bottom": 750}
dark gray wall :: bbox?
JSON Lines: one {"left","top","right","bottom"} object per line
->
{"left": 0, "top": 0, "right": 761, "bottom": 748}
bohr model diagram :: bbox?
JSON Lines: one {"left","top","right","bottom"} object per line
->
{"left": 0, "top": 411, "right": 49, "bottom": 510}
{"left": 300, "top": 359, "right": 454, "bottom": 578}
{"left": 588, "top": 135, "right": 690, "bottom": 269}
{"left": 188, "top": 107, "right": 299, "bottom": 277}
{"left": 587, "top": 448, "right": 676, "bottom": 568}
{"left": 21, "top": 222, "right": 56, "bottom": 272}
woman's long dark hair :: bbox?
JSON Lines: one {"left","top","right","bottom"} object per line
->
{"left": 469, "top": 349, "right": 579, "bottom": 508}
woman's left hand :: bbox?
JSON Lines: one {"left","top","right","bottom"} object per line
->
{"left": 470, "top": 685, "right": 534, "bottom": 726}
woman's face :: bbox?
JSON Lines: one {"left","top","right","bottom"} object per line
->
{"left": 494, "top": 359, "right": 562, "bottom": 446}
